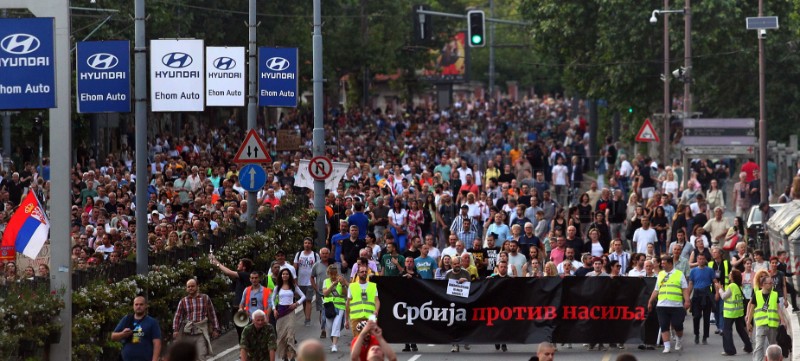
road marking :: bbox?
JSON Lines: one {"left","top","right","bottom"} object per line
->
{"left": 408, "top": 355, "right": 422, "bottom": 361}
{"left": 208, "top": 345, "right": 239, "bottom": 361}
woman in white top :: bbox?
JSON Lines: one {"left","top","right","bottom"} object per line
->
{"left": 586, "top": 228, "right": 605, "bottom": 257}
{"left": 705, "top": 179, "right": 725, "bottom": 211}
{"left": 741, "top": 258, "right": 755, "bottom": 301}
{"left": 661, "top": 171, "right": 680, "bottom": 200}
{"left": 388, "top": 201, "right": 409, "bottom": 251}
{"left": 273, "top": 268, "right": 306, "bottom": 361}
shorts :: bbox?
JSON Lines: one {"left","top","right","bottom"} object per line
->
{"left": 656, "top": 306, "right": 686, "bottom": 332}
{"left": 314, "top": 288, "right": 324, "bottom": 310}
{"left": 641, "top": 187, "right": 655, "bottom": 200}
{"left": 299, "top": 285, "right": 314, "bottom": 303}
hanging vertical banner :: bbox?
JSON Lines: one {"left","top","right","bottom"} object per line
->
{"left": 0, "top": 18, "right": 56, "bottom": 110}
{"left": 205, "top": 46, "right": 245, "bottom": 107}
{"left": 258, "top": 47, "right": 298, "bottom": 107}
{"left": 150, "top": 39, "right": 204, "bottom": 112}
{"left": 76, "top": 40, "right": 131, "bottom": 113}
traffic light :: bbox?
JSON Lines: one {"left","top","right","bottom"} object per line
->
{"left": 467, "top": 10, "right": 485, "bottom": 47}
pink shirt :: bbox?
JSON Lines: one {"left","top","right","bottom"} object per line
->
{"left": 550, "top": 247, "right": 565, "bottom": 265}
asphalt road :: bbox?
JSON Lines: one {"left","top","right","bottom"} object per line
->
{"left": 208, "top": 306, "right": 756, "bottom": 361}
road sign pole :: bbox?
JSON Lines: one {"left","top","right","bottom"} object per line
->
{"left": 312, "top": 0, "right": 327, "bottom": 249}
{"left": 246, "top": 0, "right": 258, "bottom": 228}
{"left": 757, "top": 0, "right": 769, "bottom": 203}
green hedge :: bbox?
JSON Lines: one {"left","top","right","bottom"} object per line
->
{"left": 70, "top": 196, "right": 315, "bottom": 360}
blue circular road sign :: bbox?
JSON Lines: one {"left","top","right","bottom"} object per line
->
{"left": 239, "top": 164, "right": 267, "bottom": 192}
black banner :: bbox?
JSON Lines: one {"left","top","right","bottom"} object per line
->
{"left": 374, "top": 277, "right": 655, "bottom": 344}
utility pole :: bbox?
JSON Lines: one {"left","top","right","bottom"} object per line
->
{"left": 1, "top": 8, "right": 9, "bottom": 172}
{"left": 758, "top": 0, "right": 768, "bottom": 203}
{"left": 312, "top": 0, "right": 327, "bottom": 248}
{"left": 488, "top": 0, "right": 495, "bottom": 97}
{"left": 683, "top": 0, "right": 692, "bottom": 144}
{"left": 134, "top": 0, "right": 148, "bottom": 275}
{"left": 662, "top": 0, "right": 671, "bottom": 167}
{"left": 246, "top": 0, "right": 257, "bottom": 228}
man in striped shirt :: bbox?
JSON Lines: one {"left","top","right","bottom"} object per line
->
{"left": 172, "top": 278, "right": 221, "bottom": 360}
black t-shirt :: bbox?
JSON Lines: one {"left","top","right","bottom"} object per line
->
{"left": 403, "top": 248, "right": 421, "bottom": 259}
{"left": 468, "top": 247, "right": 489, "bottom": 277}
{"left": 640, "top": 166, "right": 655, "bottom": 188}
{"left": 233, "top": 271, "right": 250, "bottom": 306}
{"left": 484, "top": 247, "right": 501, "bottom": 274}
{"left": 749, "top": 179, "right": 762, "bottom": 205}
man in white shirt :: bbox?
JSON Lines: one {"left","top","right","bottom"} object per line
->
{"left": 632, "top": 218, "right": 657, "bottom": 254}
{"left": 628, "top": 253, "right": 647, "bottom": 277}
{"left": 551, "top": 156, "right": 569, "bottom": 207}
{"left": 441, "top": 234, "right": 459, "bottom": 260}
{"left": 618, "top": 154, "right": 633, "bottom": 196}
{"left": 506, "top": 241, "right": 528, "bottom": 276}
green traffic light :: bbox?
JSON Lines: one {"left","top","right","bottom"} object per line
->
{"left": 471, "top": 34, "right": 483, "bottom": 44}
{"left": 628, "top": 107, "right": 634, "bottom": 113}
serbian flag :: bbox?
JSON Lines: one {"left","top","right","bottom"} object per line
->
{"left": 1, "top": 191, "right": 50, "bottom": 259}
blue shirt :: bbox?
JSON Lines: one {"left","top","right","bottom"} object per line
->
{"left": 348, "top": 212, "right": 370, "bottom": 239}
{"left": 688, "top": 266, "right": 716, "bottom": 292}
{"left": 414, "top": 256, "right": 438, "bottom": 280}
{"left": 114, "top": 314, "right": 162, "bottom": 361}
{"left": 331, "top": 233, "right": 349, "bottom": 263}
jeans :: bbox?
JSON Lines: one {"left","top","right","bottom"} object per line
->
{"left": 752, "top": 325, "right": 778, "bottom": 361}
{"left": 722, "top": 316, "right": 752, "bottom": 355}
{"left": 715, "top": 298, "right": 725, "bottom": 332}
{"left": 390, "top": 227, "right": 408, "bottom": 251}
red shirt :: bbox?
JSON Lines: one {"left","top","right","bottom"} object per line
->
{"left": 741, "top": 161, "right": 760, "bottom": 183}
{"left": 351, "top": 335, "right": 380, "bottom": 361}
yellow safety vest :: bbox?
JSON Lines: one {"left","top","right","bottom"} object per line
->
{"left": 656, "top": 270, "right": 685, "bottom": 302}
{"left": 753, "top": 290, "right": 779, "bottom": 328}
{"left": 348, "top": 281, "right": 377, "bottom": 320}
{"left": 722, "top": 283, "right": 744, "bottom": 318}
{"left": 708, "top": 259, "right": 730, "bottom": 288}
{"left": 323, "top": 278, "right": 346, "bottom": 310}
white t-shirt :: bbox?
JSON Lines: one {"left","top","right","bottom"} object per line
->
{"left": 388, "top": 209, "right": 407, "bottom": 227}
{"left": 507, "top": 253, "right": 528, "bottom": 276}
{"left": 633, "top": 227, "right": 658, "bottom": 254}
{"left": 628, "top": 268, "right": 647, "bottom": 277}
{"left": 441, "top": 246, "right": 458, "bottom": 260}
{"left": 427, "top": 246, "right": 441, "bottom": 261}
{"left": 552, "top": 164, "right": 568, "bottom": 186}
{"left": 294, "top": 251, "right": 319, "bottom": 286}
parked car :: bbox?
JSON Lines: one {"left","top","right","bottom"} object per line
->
{"left": 746, "top": 203, "right": 785, "bottom": 254}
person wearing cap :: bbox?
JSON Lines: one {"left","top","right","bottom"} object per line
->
{"left": 450, "top": 204, "right": 477, "bottom": 236}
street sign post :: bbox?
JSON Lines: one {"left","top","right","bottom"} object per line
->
{"left": 233, "top": 129, "right": 272, "bottom": 164}
{"left": 682, "top": 118, "right": 756, "bottom": 146}
{"left": 308, "top": 156, "right": 333, "bottom": 180}
{"left": 635, "top": 118, "right": 660, "bottom": 142}
{"left": 683, "top": 145, "right": 755, "bottom": 155}
{"left": 239, "top": 164, "right": 267, "bottom": 192}
{"left": 746, "top": 16, "right": 779, "bottom": 30}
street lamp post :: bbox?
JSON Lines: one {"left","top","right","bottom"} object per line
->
{"left": 650, "top": 5, "right": 685, "bottom": 166}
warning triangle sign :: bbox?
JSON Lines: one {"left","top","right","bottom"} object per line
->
{"left": 233, "top": 129, "right": 272, "bottom": 164}
{"left": 635, "top": 118, "right": 661, "bottom": 143}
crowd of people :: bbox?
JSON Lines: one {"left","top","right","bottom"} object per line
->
{"left": 0, "top": 93, "right": 797, "bottom": 361}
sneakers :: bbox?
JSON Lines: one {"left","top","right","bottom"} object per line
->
{"left": 702, "top": 338, "right": 708, "bottom": 345}
{"left": 695, "top": 335, "right": 700, "bottom": 344}
{"left": 663, "top": 346, "right": 671, "bottom": 354}
{"left": 721, "top": 352, "right": 734, "bottom": 356}
{"left": 411, "top": 344, "right": 418, "bottom": 352}
{"left": 402, "top": 345, "right": 411, "bottom": 352}
{"left": 675, "top": 338, "right": 682, "bottom": 351}
{"left": 451, "top": 345, "right": 459, "bottom": 352}
{"left": 331, "top": 345, "right": 338, "bottom": 353}
{"left": 320, "top": 330, "right": 326, "bottom": 339}
{"left": 304, "top": 320, "right": 311, "bottom": 327}
{"left": 501, "top": 344, "right": 508, "bottom": 352}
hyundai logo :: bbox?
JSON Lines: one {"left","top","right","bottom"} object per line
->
{"left": 0, "top": 33, "right": 41, "bottom": 55}
{"left": 213, "top": 56, "right": 236, "bottom": 71}
{"left": 265, "top": 57, "right": 290, "bottom": 71}
{"left": 161, "top": 52, "right": 193, "bottom": 69}
{"left": 87, "top": 53, "right": 119, "bottom": 70}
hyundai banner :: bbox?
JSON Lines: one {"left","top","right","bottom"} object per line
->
{"left": 205, "top": 47, "right": 245, "bottom": 107}
{"left": 258, "top": 47, "right": 298, "bottom": 107}
{"left": 76, "top": 41, "right": 130, "bottom": 113}
{"left": 374, "top": 276, "right": 655, "bottom": 344}
{"left": 150, "top": 39, "right": 204, "bottom": 112}
{"left": 0, "top": 18, "right": 56, "bottom": 110}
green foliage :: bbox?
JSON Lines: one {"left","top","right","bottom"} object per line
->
{"left": 69, "top": 197, "right": 315, "bottom": 360}
{"left": 519, "top": 0, "right": 800, "bottom": 143}
{"left": 0, "top": 283, "right": 65, "bottom": 360}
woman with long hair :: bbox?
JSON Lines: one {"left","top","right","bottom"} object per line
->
{"left": 706, "top": 179, "right": 725, "bottom": 212}
{"left": 388, "top": 200, "right": 409, "bottom": 251}
{"left": 550, "top": 208, "right": 567, "bottom": 236}
{"left": 716, "top": 269, "right": 753, "bottom": 356}
{"left": 322, "top": 265, "right": 348, "bottom": 353}
{"left": 273, "top": 268, "right": 306, "bottom": 361}
{"left": 421, "top": 193, "right": 437, "bottom": 238}
{"left": 577, "top": 193, "right": 593, "bottom": 237}
{"left": 406, "top": 199, "right": 424, "bottom": 241}
{"left": 496, "top": 251, "right": 518, "bottom": 277}
{"left": 650, "top": 206, "right": 669, "bottom": 257}
{"left": 671, "top": 204, "right": 688, "bottom": 243}
{"left": 434, "top": 255, "right": 452, "bottom": 280}
{"left": 543, "top": 261, "right": 559, "bottom": 277}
